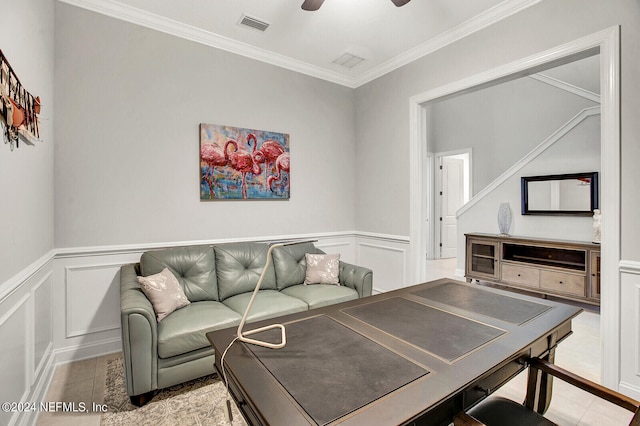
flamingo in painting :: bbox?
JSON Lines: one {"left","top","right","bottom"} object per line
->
{"left": 224, "top": 139, "right": 261, "bottom": 199}
{"left": 248, "top": 133, "right": 286, "bottom": 188}
{"left": 200, "top": 143, "right": 227, "bottom": 198}
{"left": 267, "top": 152, "right": 290, "bottom": 194}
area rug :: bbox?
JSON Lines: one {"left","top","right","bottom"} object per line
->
{"left": 101, "top": 357, "right": 246, "bottom": 426}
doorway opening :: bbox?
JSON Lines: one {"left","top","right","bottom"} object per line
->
{"left": 434, "top": 150, "right": 471, "bottom": 259}
{"left": 409, "top": 27, "right": 620, "bottom": 389}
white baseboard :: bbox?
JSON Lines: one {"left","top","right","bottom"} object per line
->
{"left": 53, "top": 338, "right": 122, "bottom": 365}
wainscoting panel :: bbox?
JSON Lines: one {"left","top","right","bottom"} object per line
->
{"left": 0, "top": 294, "right": 29, "bottom": 426}
{"left": 65, "top": 264, "right": 123, "bottom": 338}
{"left": 53, "top": 251, "right": 143, "bottom": 363}
{"left": 0, "top": 255, "right": 55, "bottom": 426}
{"left": 619, "top": 261, "right": 640, "bottom": 400}
{"left": 315, "top": 235, "right": 356, "bottom": 264}
{"left": 355, "top": 234, "right": 410, "bottom": 293}
{"left": 33, "top": 271, "right": 53, "bottom": 383}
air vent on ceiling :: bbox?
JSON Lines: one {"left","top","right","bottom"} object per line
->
{"left": 332, "top": 52, "right": 365, "bottom": 69}
{"left": 238, "top": 13, "right": 270, "bottom": 32}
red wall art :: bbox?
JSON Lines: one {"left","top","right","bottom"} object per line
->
{"left": 200, "top": 123, "right": 290, "bottom": 200}
{"left": 0, "top": 50, "right": 41, "bottom": 150}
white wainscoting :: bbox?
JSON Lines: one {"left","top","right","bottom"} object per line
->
{"left": 48, "top": 232, "right": 410, "bottom": 362}
{"left": 50, "top": 233, "right": 361, "bottom": 363}
{"left": 0, "top": 255, "right": 55, "bottom": 426}
{"left": 355, "top": 233, "right": 411, "bottom": 293}
{"left": 619, "top": 260, "right": 640, "bottom": 400}
{"left": 1, "top": 231, "right": 409, "bottom": 425}
{"left": 53, "top": 250, "right": 144, "bottom": 364}
{"left": 7, "top": 233, "right": 640, "bottom": 422}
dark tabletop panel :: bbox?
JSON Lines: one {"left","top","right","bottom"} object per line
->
{"left": 412, "top": 281, "right": 551, "bottom": 324}
{"left": 248, "top": 315, "right": 429, "bottom": 425}
{"left": 343, "top": 297, "right": 505, "bottom": 362}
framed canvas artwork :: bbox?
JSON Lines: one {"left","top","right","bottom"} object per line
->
{"left": 200, "top": 123, "right": 290, "bottom": 200}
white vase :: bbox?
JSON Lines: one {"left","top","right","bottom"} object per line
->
{"left": 497, "top": 202, "right": 512, "bottom": 236}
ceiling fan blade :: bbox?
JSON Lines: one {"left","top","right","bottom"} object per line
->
{"left": 390, "top": 0, "right": 411, "bottom": 6}
{"left": 301, "top": 0, "right": 325, "bottom": 11}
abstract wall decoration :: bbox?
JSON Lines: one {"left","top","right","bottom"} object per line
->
{"left": 200, "top": 123, "right": 290, "bottom": 200}
{"left": 0, "top": 50, "right": 41, "bottom": 150}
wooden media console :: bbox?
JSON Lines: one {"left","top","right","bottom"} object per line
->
{"left": 465, "top": 233, "right": 600, "bottom": 305}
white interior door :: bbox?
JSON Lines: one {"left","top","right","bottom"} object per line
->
{"left": 440, "top": 157, "right": 464, "bottom": 258}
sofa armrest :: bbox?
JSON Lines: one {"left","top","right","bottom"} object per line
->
{"left": 120, "top": 263, "right": 159, "bottom": 397}
{"left": 339, "top": 261, "right": 373, "bottom": 298}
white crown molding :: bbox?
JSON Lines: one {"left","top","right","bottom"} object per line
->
{"left": 57, "top": 0, "right": 541, "bottom": 89}
{"left": 57, "top": 0, "right": 356, "bottom": 87}
{"left": 354, "top": 0, "right": 544, "bottom": 87}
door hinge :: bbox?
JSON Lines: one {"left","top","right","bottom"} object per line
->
{"left": 439, "top": 217, "right": 442, "bottom": 221}
{"left": 439, "top": 243, "right": 443, "bottom": 247}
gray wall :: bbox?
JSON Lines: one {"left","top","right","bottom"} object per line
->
{"left": 354, "top": 0, "right": 640, "bottom": 262}
{"left": 457, "top": 114, "right": 601, "bottom": 271}
{"left": 427, "top": 73, "right": 598, "bottom": 194}
{"left": 54, "top": 4, "right": 356, "bottom": 248}
{"left": 0, "top": 0, "right": 55, "bottom": 284}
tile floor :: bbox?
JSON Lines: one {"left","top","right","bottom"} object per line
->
{"left": 35, "top": 259, "right": 632, "bottom": 425}
{"left": 36, "top": 352, "right": 120, "bottom": 426}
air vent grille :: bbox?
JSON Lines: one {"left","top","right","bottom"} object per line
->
{"left": 332, "top": 52, "right": 365, "bottom": 69}
{"left": 239, "top": 14, "right": 270, "bottom": 32}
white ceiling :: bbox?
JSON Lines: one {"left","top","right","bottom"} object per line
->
{"left": 60, "top": 0, "right": 542, "bottom": 88}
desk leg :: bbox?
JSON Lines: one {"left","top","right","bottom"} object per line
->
{"left": 525, "top": 332, "right": 558, "bottom": 414}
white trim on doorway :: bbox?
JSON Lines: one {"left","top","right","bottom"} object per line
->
{"left": 409, "top": 26, "right": 620, "bottom": 389}
{"left": 433, "top": 149, "right": 472, "bottom": 260}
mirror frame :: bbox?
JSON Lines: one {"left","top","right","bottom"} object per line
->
{"left": 521, "top": 172, "right": 598, "bottom": 216}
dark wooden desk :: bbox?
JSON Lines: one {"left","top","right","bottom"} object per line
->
{"left": 207, "top": 279, "right": 582, "bottom": 426}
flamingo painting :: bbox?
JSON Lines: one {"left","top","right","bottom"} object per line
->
{"left": 200, "top": 142, "right": 226, "bottom": 198}
{"left": 267, "top": 152, "right": 290, "bottom": 194}
{"left": 224, "top": 139, "right": 261, "bottom": 199}
{"left": 199, "top": 123, "right": 290, "bottom": 200}
{"left": 249, "top": 133, "right": 286, "bottom": 189}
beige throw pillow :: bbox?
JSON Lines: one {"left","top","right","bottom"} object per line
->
{"left": 137, "top": 268, "right": 190, "bottom": 321}
{"left": 304, "top": 253, "right": 340, "bottom": 285}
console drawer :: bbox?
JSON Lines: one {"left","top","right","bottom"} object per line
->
{"left": 540, "top": 270, "right": 585, "bottom": 296}
{"left": 501, "top": 264, "right": 539, "bottom": 288}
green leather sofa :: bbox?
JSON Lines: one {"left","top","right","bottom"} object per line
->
{"left": 120, "top": 241, "right": 373, "bottom": 405}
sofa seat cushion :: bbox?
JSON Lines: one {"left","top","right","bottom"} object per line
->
{"left": 222, "top": 290, "right": 308, "bottom": 323}
{"left": 282, "top": 284, "right": 358, "bottom": 309}
{"left": 157, "top": 301, "right": 242, "bottom": 359}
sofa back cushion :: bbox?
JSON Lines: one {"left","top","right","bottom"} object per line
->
{"left": 140, "top": 245, "right": 219, "bottom": 302}
{"left": 214, "top": 242, "right": 277, "bottom": 301}
{"left": 272, "top": 242, "right": 323, "bottom": 290}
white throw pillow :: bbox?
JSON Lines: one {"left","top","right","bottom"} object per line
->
{"left": 304, "top": 253, "right": 340, "bottom": 285}
{"left": 137, "top": 268, "right": 190, "bottom": 321}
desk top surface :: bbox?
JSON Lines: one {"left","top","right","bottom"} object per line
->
{"left": 207, "top": 279, "right": 582, "bottom": 425}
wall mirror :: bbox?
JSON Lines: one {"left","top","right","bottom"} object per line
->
{"left": 521, "top": 172, "right": 598, "bottom": 216}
